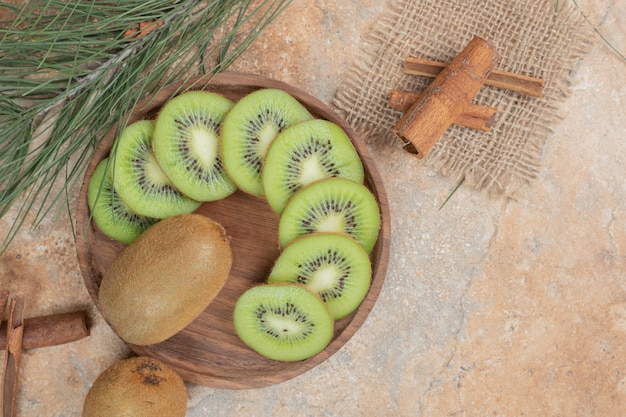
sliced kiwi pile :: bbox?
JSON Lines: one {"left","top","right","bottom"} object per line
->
{"left": 89, "top": 86, "right": 381, "bottom": 362}
{"left": 234, "top": 176, "right": 380, "bottom": 362}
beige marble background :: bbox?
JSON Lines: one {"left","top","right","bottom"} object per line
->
{"left": 1, "top": 0, "right": 625, "bottom": 415}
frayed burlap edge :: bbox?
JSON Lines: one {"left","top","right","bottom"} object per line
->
{"left": 332, "top": 0, "right": 596, "bottom": 198}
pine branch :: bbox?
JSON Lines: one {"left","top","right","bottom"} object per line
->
{"left": 0, "top": 0, "right": 293, "bottom": 253}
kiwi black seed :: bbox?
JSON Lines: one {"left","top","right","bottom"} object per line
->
{"left": 110, "top": 120, "right": 201, "bottom": 218}
{"left": 233, "top": 283, "right": 334, "bottom": 362}
{"left": 261, "top": 119, "right": 364, "bottom": 214}
{"left": 87, "top": 157, "right": 158, "bottom": 244}
{"left": 278, "top": 177, "right": 380, "bottom": 253}
{"left": 268, "top": 233, "right": 372, "bottom": 320}
{"left": 153, "top": 91, "right": 237, "bottom": 202}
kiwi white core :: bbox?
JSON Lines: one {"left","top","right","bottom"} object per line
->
{"left": 299, "top": 156, "right": 326, "bottom": 185}
{"left": 316, "top": 214, "right": 345, "bottom": 232}
{"left": 190, "top": 126, "right": 218, "bottom": 167}
{"left": 269, "top": 315, "right": 303, "bottom": 335}
{"left": 146, "top": 153, "right": 172, "bottom": 185}
{"left": 309, "top": 265, "right": 339, "bottom": 293}
{"left": 258, "top": 124, "right": 279, "bottom": 156}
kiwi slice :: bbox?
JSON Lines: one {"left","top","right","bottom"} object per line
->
{"left": 268, "top": 233, "right": 372, "bottom": 320}
{"left": 221, "top": 88, "right": 313, "bottom": 197}
{"left": 233, "top": 283, "right": 334, "bottom": 362}
{"left": 110, "top": 120, "right": 201, "bottom": 218}
{"left": 153, "top": 91, "right": 237, "bottom": 202}
{"left": 278, "top": 177, "right": 380, "bottom": 253}
{"left": 87, "top": 158, "right": 158, "bottom": 244}
{"left": 261, "top": 119, "right": 364, "bottom": 214}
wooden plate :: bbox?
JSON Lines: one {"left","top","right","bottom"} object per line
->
{"left": 75, "top": 73, "right": 390, "bottom": 389}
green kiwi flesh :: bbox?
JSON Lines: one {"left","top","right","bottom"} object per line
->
{"left": 110, "top": 120, "right": 201, "bottom": 219}
{"left": 153, "top": 91, "right": 237, "bottom": 202}
{"left": 262, "top": 119, "right": 364, "bottom": 214}
{"left": 278, "top": 177, "right": 380, "bottom": 253}
{"left": 221, "top": 88, "right": 313, "bottom": 197}
{"left": 268, "top": 233, "right": 372, "bottom": 320}
{"left": 233, "top": 283, "right": 334, "bottom": 362}
{"left": 87, "top": 157, "right": 158, "bottom": 244}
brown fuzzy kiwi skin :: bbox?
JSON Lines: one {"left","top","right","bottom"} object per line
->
{"left": 99, "top": 213, "right": 232, "bottom": 346}
{"left": 82, "top": 356, "right": 187, "bottom": 417}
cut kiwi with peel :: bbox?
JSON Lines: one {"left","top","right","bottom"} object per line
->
{"left": 268, "top": 233, "right": 372, "bottom": 320}
{"left": 278, "top": 177, "right": 380, "bottom": 254}
{"left": 153, "top": 91, "right": 237, "bottom": 202}
{"left": 221, "top": 88, "right": 313, "bottom": 197}
{"left": 87, "top": 157, "right": 158, "bottom": 244}
{"left": 110, "top": 120, "right": 201, "bottom": 219}
{"left": 262, "top": 119, "right": 364, "bottom": 214}
{"left": 233, "top": 283, "right": 334, "bottom": 362}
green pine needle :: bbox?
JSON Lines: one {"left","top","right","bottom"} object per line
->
{"left": 557, "top": 0, "right": 626, "bottom": 63}
{"left": 0, "top": 0, "right": 292, "bottom": 253}
{"left": 439, "top": 177, "right": 465, "bottom": 210}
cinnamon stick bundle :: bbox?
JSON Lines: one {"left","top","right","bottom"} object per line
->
{"left": 0, "top": 291, "right": 89, "bottom": 417}
{"left": 0, "top": 311, "right": 90, "bottom": 350}
{"left": 393, "top": 36, "right": 496, "bottom": 158}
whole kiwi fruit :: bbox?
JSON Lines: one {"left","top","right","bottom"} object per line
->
{"left": 99, "top": 213, "right": 232, "bottom": 345}
{"left": 82, "top": 356, "right": 187, "bottom": 417}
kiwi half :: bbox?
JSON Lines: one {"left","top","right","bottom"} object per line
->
{"left": 278, "top": 177, "right": 380, "bottom": 253}
{"left": 261, "top": 119, "right": 364, "bottom": 214}
{"left": 221, "top": 88, "right": 313, "bottom": 197}
{"left": 87, "top": 157, "right": 158, "bottom": 244}
{"left": 268, "top": 233, "right": 372, "bottom": 320}
{"left": 110, "top": 120, "right": 201, "bottom": 218}
{"left": 233, "top": 283, "right": 334, "bottom": 362}
{"left": 153, "top": 91, "right": 237, "bottom": 202}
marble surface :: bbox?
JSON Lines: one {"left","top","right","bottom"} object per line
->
{"left": 1, "top": 0, "right": 625, "bottom": 415}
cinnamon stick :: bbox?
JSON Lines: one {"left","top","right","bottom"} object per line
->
{"left": 0, "top": 291, "right": 7, "bottom": 320}
{"left": 404, "top": 57, "right": 543, "bottom": 97}
{"left": 393, "top": 36, "right": 496, "bottom": 158}
{"left": 2, "top": 297, "right": 24, "bottom": 417}
{"left": 0, "top": 311, "right": 90, "bottom": 350}
{"left": 389, "top": 90, "right": 497, "bottom": 131}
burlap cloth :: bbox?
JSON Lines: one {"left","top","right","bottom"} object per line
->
{"left": 332, "top": 0, "right": 594, "bottom": 198}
